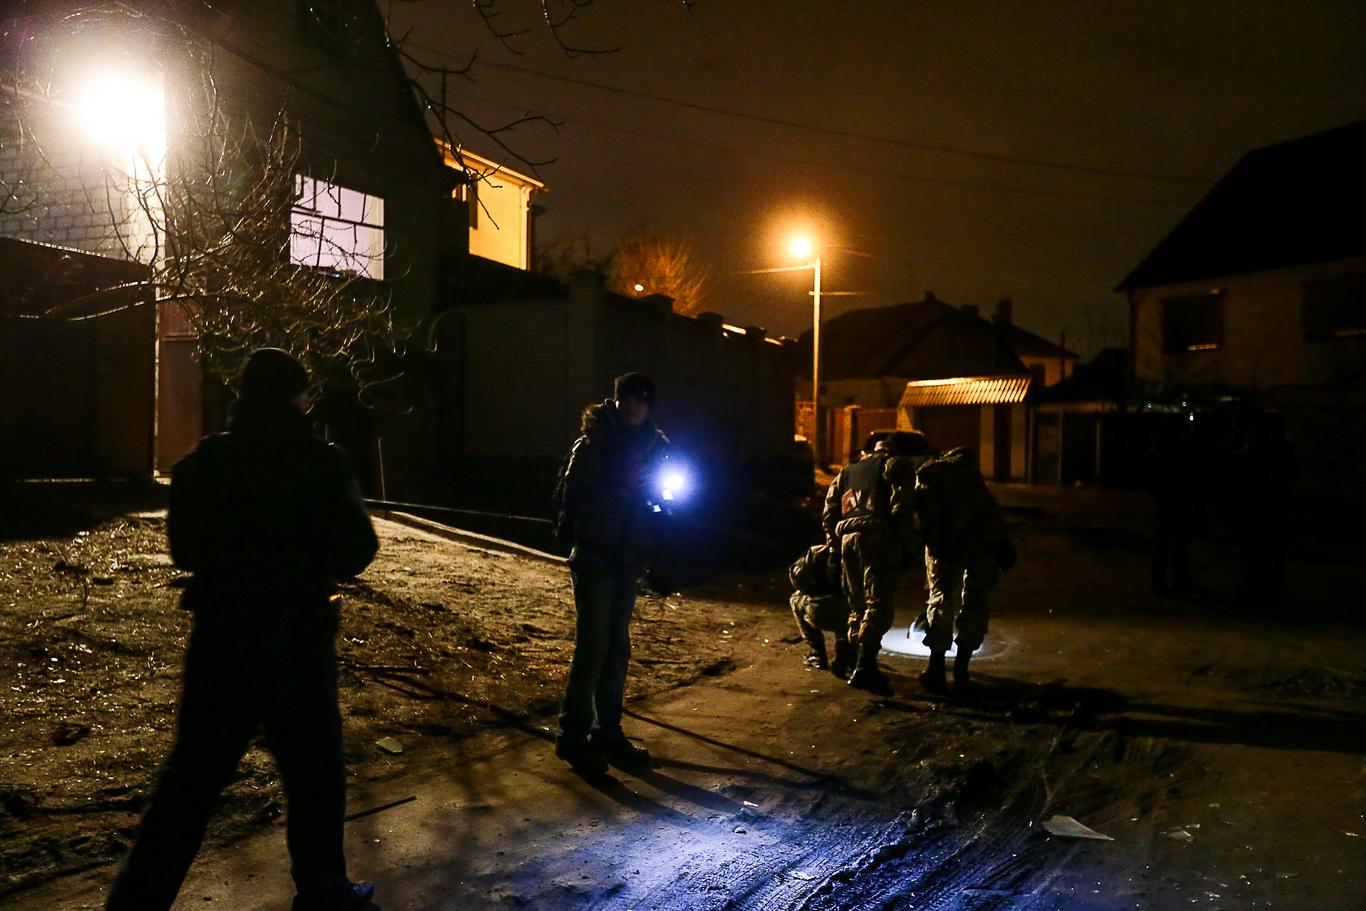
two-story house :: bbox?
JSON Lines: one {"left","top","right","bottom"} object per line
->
{"left": 0, "top": 0, "right": 459, "bottom": 483}
{"left": 1118, "top": 119, "right": 1366, "bottom": 496}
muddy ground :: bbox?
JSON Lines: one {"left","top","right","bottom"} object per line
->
{"left": 1, "top": 482, "right": 1364, "bottom": 910}
{"left": 0, "top": 492, "right": 748, "bottom": 897}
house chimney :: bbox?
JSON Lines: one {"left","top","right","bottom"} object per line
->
{"left": 995, "top": 297, "right": 1013, "bottom": 325}
{"left": 694, "top": 311, "right": 725, "bottom": 335}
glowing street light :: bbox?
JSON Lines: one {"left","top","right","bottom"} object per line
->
{"left": 72, "top": 68, "right": 166, "bottom": 159}
{"left": 790, "top": 235, "right": 825, "bottom": 465}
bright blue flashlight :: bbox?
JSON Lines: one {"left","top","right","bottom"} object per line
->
{"left": 659, "top": 466, "right": 690, "bottom": 502}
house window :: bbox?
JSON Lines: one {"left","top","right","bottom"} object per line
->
{"left": 455, "top": 180, "right": 479, "bottom": 230}
{"left": 290, "top": 175, "right": 384, "bottom": 280}
{"left": 1303, "top": 273, "right": 1366, "bottom": 340}
{"left": 1161, "top": 292, "right": 1223, "bottom": 354}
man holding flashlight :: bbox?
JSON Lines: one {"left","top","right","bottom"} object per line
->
{"left": 554, "top": 372, "right": 670, "bottom": 776}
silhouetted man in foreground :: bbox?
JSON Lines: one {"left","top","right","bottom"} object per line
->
{"left": 107, "top": 349, "right": 379, "bottom": 911}
{"left": 554, "top": 372, "right": 669, "bottom": 777}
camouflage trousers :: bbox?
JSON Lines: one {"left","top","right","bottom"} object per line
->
{"left": 923, "top": 540, "right": 1000, "bottom": 654}
{"left": 838, "top": 530, "right": 899, "bottom": 649}
{"left": 790, "top": 592, "right": 850, "bottom": 654}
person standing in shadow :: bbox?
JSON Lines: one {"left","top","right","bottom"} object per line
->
{"left": 106, "top": 348, "right": 379, "bottom": 911}
{"left": 1231, "top": 413, "right": 1296, "bottom": 613}
{"left": 1149, "top": 417, "right": 1202, "bottom": 597}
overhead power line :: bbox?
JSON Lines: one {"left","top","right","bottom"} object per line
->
{"left": 450, "top": 55, "right": 1214, "bottom": 186}
{"left": 456, "top": 89, "right": 1195, "bottom": 207}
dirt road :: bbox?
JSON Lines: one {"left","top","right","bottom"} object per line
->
{"left": 4, "top": 487, "right": 1364, "bottom": 910}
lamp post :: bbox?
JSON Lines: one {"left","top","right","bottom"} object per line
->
{"left": 790, "top": 237, "right": 824, "bottom": 465}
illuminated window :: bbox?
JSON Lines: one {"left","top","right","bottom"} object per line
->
{"left": 455, "top": 180, "right": 479, "bottom": 229}
{"left": 290, "top": 175, "right": 384, "bottom": 280}
{"left": 1303, "top": 273, "right": 1366, "bottom": 340}
{"left": 1161, "top": 292, "right": 1223, "bottom": 354}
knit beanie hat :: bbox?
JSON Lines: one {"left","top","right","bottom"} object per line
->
{"left": 238, "top": 348, "right": 310, "bottom": 401}
{"left": 613, "top": 371, "right": 656, "bottom": 404}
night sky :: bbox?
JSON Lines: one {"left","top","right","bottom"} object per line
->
{"left": 389, "top": 1, "right": 1366, "bottom": 357}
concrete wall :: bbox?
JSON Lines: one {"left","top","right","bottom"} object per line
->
{"left": 1130, "top": 255, "right": 1366, "bottom": 391}
{"left": 443, "top": 271, "right": 799, "bottom": 504}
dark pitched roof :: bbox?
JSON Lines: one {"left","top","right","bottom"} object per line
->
{"left": 998, "top": 321, "right": 1076, "bottom": 360}
{"left": 1118, "top": 120, "right": 1366, "bottom": 291}
{"left": 796, "top": 296, "right": 1028, "bottom": 381}
{"left": 1033, "top": 347, "right": 1131, "bottom": 404}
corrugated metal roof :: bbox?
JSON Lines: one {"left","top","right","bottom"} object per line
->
{"left": 899, "top": 375, "right": 1031, "bottom": 407}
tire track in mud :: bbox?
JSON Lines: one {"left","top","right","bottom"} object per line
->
{"left": 623, "top": 754, "right": 1053, "bottom": 911}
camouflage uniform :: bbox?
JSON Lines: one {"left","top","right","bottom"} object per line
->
{"left": 913, "top": 448, "right": 1010, "bottom": 657}
{"left": 787, "top": 544, "right": 850, "bottom": 670}
{"left": 821, "top": 451, "right": 918, "bottom": 690}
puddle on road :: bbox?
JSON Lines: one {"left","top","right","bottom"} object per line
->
{"left": 879, "top": 623, "right": 1009, "bottom": 660}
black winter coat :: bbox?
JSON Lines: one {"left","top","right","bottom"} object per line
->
{"left": 168, "top": 396, "right": 378, "bottom": 625}
{"left": 561, "top": 399, "right": 669, "bottom": 563}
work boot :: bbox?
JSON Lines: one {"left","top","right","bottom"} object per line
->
{"left": 953, "top": 649, "right": 973, "bottom": 691}
{"left": 555, "top": 737, "right": 609, "bottom": 778}
{"left": 830, "top": 640, "right": 857, "bottom": 679}
{"left": 847, "top": 642, "right": 893, "bottom": 696}
{"left": 590, "top": 729, "right": 651, "bottom": 773}
{"left": 291, "top": 880, "right": 376, "bottom": 911}
{"left": 920, "top": 650, "right": 947, "bottom": 694}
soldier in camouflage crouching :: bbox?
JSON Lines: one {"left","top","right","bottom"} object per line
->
{"left": 821, "top": 431, "right": 926, "bottom": 695}
{"left": 913, "top": 445, "right": 1015, "bottom": 693}
{"left": 788, "top": 543, "right": 854, "bottom": 675}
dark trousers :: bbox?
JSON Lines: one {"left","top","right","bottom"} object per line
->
{"left": 1151, "top": 500, "right": 1194, "bottom": 594}
{"left": 107, "top": 623, "right": 348, "bottom": 911}
{"left": 557, "top": 552, "right": 636, "bottom": 742}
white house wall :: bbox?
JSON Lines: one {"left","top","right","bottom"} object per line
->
{"left": 1132, "top": 255, "right": 1366, "bottom": 390}
{"left": 468, "top": 180, "right": 533, "bottom": 270}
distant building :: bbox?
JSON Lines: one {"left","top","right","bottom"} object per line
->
{"left": 1119, "top": 120, "right": 1366, "bottom": 392}
{"left": 441, "top": 144, "right": 545, "bottom": 271}
{"left": 1118, "top": 119, "right": 1366, "bottom": 496}
{"left": 796, "top": 294, "right": 1074, "bottom": 479}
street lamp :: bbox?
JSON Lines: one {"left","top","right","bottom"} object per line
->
{"left": 790, "top": 235, "right": 824, "bottom": 465}
{"left": 72, "top": 68, "right": 166, "bottom": 160}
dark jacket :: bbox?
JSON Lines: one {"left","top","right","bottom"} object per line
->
{"left": 168, "top": 396, "right": 378, "bottom": 621}
{"left": 913, "top": 447, "right": 1007, "bottom": 560}
{"left": 561, "top": 399, "right": 669, "bottom": 562}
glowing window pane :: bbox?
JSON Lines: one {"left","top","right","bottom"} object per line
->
{"left": 290, "top": 175, "right": 384, "bottom": 279}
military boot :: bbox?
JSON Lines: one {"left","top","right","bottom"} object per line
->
{"left": 830, "top": 639, "right": 857, "bottom": 679}
{"left": 920, "top": 650, "right": 947, "bottom": 694}
{"left": 847, "top": 641, "right": 893, "bottom": 696}
{"left": 291, "top": 881, "right": 376, "bottom": 911}
{"left": 953, "top": 649, "right": 973, "bottom": 691}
